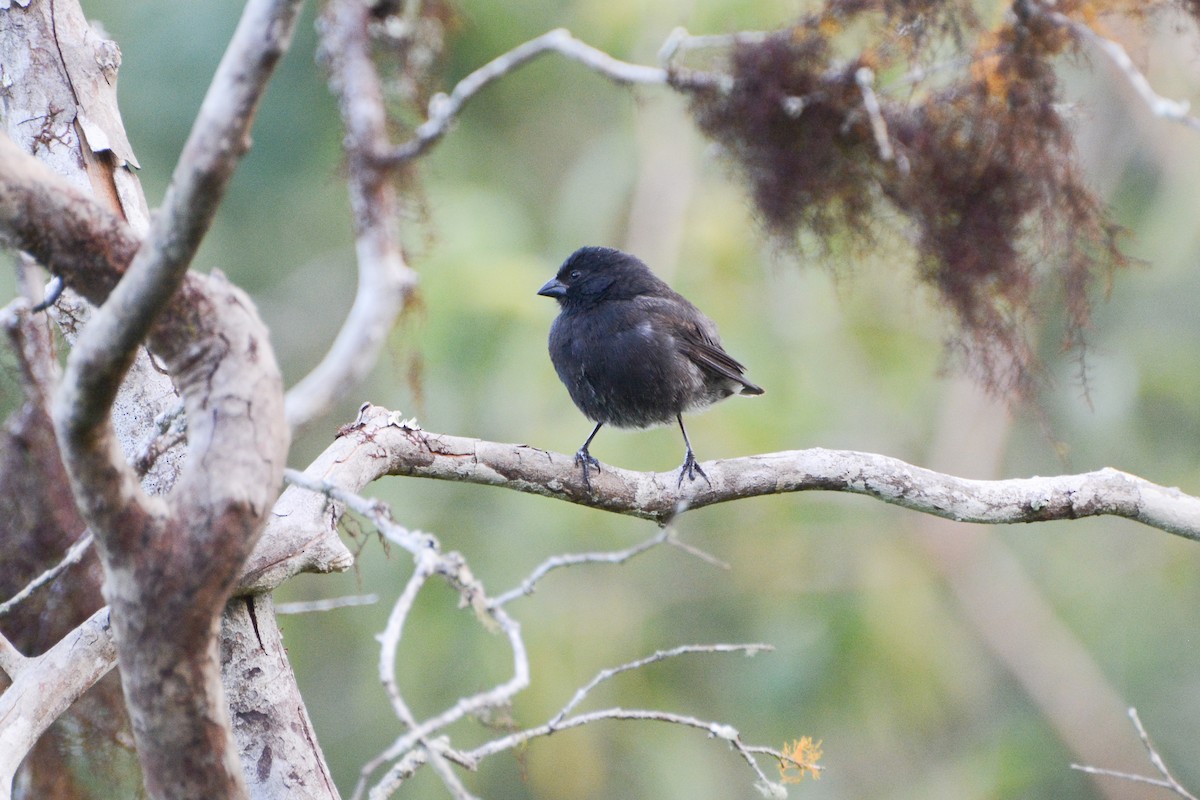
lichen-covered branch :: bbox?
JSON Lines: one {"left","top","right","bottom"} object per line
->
{"left": 0, "top": 608, "right": 116, "bottom": 791}
{"left": 0, "top": 412, "right": 363, "bottom": 797}
{"left": 346, "top": 405, "right": 1200, "bottom": 539}
{"left": 0, "top": 0, "right": 302, "bottom": 797}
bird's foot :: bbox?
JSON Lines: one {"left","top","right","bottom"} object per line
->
{"left": 574, "top": 448, "right": 601, "bottom": 491}
{"left": 677, "top": 449, "right": 711, "bottom": 489}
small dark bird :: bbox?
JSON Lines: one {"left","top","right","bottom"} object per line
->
{"left": 538, "top": 246, "right": 763, "bottom": 489}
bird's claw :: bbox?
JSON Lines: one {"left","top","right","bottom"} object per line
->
{"left": 677, "top": 449, "right": 711, "bottom": 489}
{"left": 574, "top": 448, "right": 601, "bottom": 491}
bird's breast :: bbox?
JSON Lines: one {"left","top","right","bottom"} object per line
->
{"left": 548, "top": 307, "right": 704, "bottom": 428}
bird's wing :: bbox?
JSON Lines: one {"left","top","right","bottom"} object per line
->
{"left": 638, "top": 295, "right": 763, "bottom": 394}
{"left": 679, "top": 333, "right": 764, "bottom": 394}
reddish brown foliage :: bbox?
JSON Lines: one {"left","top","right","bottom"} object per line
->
{"left": 689, "top": 27, "right": 880, "bottom": 243}
{"left": 685, "top": 1, "right": 1137, "bottom": 397}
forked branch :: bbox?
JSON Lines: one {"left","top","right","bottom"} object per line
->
{"left": 286, "top": 467, "right": 797, "bottom": 800}
{"left": 1071, "top": 708, "right": 1199, "bottom": 800}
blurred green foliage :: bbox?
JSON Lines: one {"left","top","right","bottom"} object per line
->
{"left": 45, "top": 0, "right": 1200, "bottom": 797}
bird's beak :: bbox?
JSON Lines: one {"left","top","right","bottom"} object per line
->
{"left": 537, "top": 278, "right": 567, "bottom": 298}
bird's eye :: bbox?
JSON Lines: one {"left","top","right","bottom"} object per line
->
{"left": 569, "top": 270, "right": 581, "bottom": 280}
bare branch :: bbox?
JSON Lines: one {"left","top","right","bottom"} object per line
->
{"left": 335, "top": 405, "right": 1200, "bottom": 539}
{"left": 855, "top": 66, "right": 902, "bottom": 169}
{"left": 285, "top": 462, "right": 526, "bottom": 800}
{"left": 1070, "top": 764, "right": 1183, "bottom": 795}
{"left": 387, "top": 28, "right": 669, "bottom": 164}
{"left": 378, "top": 551, "right": 436, "bottom": 723}
{"left": 0, "top": 416, "right": 371, "bottom": 792}
{"left": 0, "top": 531, "right": 93, "bottom": 617}
{"left": 276, "top": 594, "right": 379, "bottom": 614}
{"left": 656, "top": 26, "right": 772, "bottom": 61}
{"left": 0, "top": 134, "right": 141, "bottom": 298}
{"left": 1071, "top": 708, "right": 1199, "bottom": 800}
{"left": 667, "top": 533, "right": 731, "bottom": 569}
{"left": 284, "top": 466, "right": 436, "bottom": 555}
{"left": 363, "top": 642, "right": 786, "bottom": 799}
{"left": 285, "top": 466, "right": 786, "bottom": 799}
{"left": 364, "top": 557, "right": 528, "bottom": 796}
{"left": 359, "top": 571, "right": 529, "bottom": 799}
{"left": 489, "top": 528, "right": 671, "bottom": 607}
{"left": 55, "top": 0, "right": 303, "bottom": 466}
{"left": 286, "top": 0, "right": 420, "bottom": 431}
{"left": 462, "top": 707, "right": 785, "bottom": 794}
{"left": 745, "top": 740, "right": 824, "bottom": 782}
{"left": 1041, "top": 6, "right": 1200, "bottom": 133}
{"left": 0, "top": 608, "right": 116, "bottom": 789}
{"left": 484, "top": 525, "right": 727, "bottom": 610}
{"left": 549, "top": 643, "right": 774, "bottom": 727}
{"left": 1127, "top": 707, "right": 1197, "bottom": 800}
{"left": 4, "top": 0, "right": 304, "bottom": 796}
{"left": 371, "top": 550, "right": 478, "bottom": 800}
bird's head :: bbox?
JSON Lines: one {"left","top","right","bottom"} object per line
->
{"left": 537, "top": 246, "right": 663, "bottom": 309}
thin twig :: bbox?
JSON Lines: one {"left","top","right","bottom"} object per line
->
{"left": 286, "top": 467, "right": 487, "bottom": 800}
{"left": 1070, "top": 764, "right": 1180, "bottom": 793}
{"left": 378, "top": 551, "right": 436, "bottom": 722}
{"left": 372, "top": 550, "right": 476, "bottom": 800}
{"left": 275, "top": 594, "right": 379, "bottom": 614}
{"left": 549, "top": 643, "right": 774, "bottom": 727}
{"left": 441, "top": 645, "right": 792, "bottom": 792}
{"left": 364, "top": 598, "right": 529, "bottom": 789}
{"left": 666, "top": 529, "right": 730, "bottom": 570}
{"left": 388, "top": 28, "right": 667, "bottom": 163}
{"left": 461, "top": 707, "right": 785, "bottom": 792}
{"left": 321, "top": 473, "right": 777, "bottom": 800}
{"left": 370, "top": 739, "right": 476, "bottom": 800}
{"left": 657, "top": 26, "right": 773, "bottom": 62}
{"left": 0, "top": 531, "right": 94, "bottom": 617}
{"left": 855, "top": 66, "right": 904, "bottom": 172}
{"left": 1070, "top": 707, "right": 1199, "bottom": 800}
{"left": 489, "top": 522, "right": 728, "bottom": 609}
{"left": 283, "top": 468, "right": 436, "bottom": 554}
{"left": 488, "top": 528, "right": 671, "bottom": 608}
{"left": 1042, "top": 8, "right": 1200, "bottom": 133}
{"left": 744, "top": 741, "right": 824, "bottom": 778}
{"left": 365, "top": 748, "right": 427, "bottom": 800}
{"left": 1129, "top": 707, "right": 1198, "bottom": 800}
{"left": 318, "top": 472, "right": 528, "bottom": 800}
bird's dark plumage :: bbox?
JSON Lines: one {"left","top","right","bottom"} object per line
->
{"left": 538, "top": 246, "right": 762, "bottom": 488}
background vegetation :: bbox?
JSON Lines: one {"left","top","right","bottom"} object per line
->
{"left": 42, "top": 0, "right": 1200, "bottom": 796}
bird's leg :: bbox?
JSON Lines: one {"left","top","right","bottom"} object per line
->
{"left": 676, "top": 414, "right": 711, "bottom": 488}
{"left": 574, "top": 422, "right": 604, "bottom": 490}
